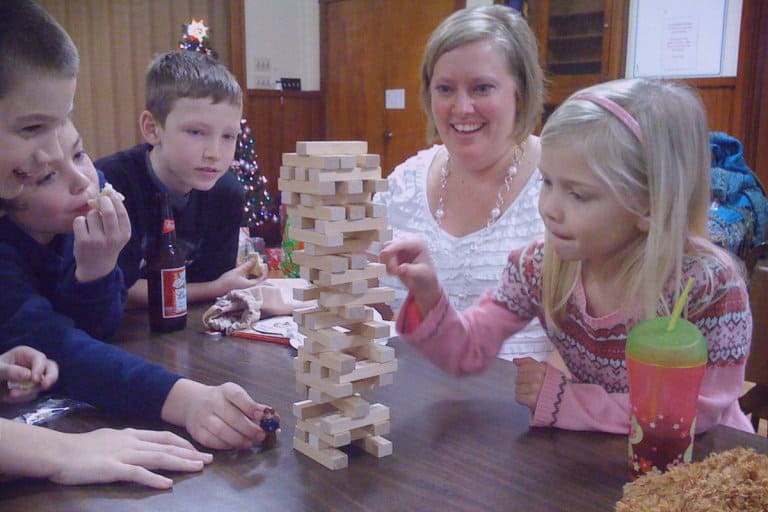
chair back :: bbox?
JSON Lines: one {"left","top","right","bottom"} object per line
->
{"left": 746, "top": 243, "right": 768, "bottom": 385}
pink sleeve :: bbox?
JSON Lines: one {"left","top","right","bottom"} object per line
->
{"left": 530, "top": 362, "right": 752, "bottom": 434}
{"left": 532, "top": 365, "right": 630, "bottom": 434}
{"left": 396, "top": 289, "right": 531, "bottom": 375}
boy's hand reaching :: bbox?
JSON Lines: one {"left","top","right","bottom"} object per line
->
{"left": 513, "top": 357, "right": 547, "bottom": 412}
{"left": 0, "top": 346, "right": 58, "bottom": 403}
{"left": 380, "top": 239, "right": 441, "bottom": 315}
{"left": 213, "top": 258, "right": 268, "bottom": 296}
{"left": 73, "top": 189, "right": 131, "bottom": 283}
{"left": 162, "top": 379, "right": 277, "bottom": 450}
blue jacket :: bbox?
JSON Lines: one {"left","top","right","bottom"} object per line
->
{"left": 709, "top": 132, "right": 768, "bottom": 257}
{"left": 0, "top": 214, "right": 180, "bottom": 421}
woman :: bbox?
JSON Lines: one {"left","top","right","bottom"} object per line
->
{"left": 375, "top": 5, "right": 552, "bottom": 361}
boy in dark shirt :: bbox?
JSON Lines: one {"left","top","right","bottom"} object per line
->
{"left": 96, "top": 50, "right": 264, "bottom": 307}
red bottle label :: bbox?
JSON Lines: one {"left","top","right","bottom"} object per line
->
{"left": 162, "top": 219, "right": 176, "bottom": 234}
{"left": 161, "top": 266, "right": 187, "bottom": 318}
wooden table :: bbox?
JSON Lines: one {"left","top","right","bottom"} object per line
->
{"left": 2, "top": 307, "right": 766, "bottom": 511}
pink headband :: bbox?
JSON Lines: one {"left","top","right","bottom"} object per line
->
{"left": 573, "top": 93, "right": 644, "bottom": 144}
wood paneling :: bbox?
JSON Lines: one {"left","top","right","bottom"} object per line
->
{"left": 35, "top": 0, "right": 233, "bottom": 160}
{"left": 321, "top": 0, "right": 461, "bottom": 176}
{"left": 245, "top": 90, "right": 323, "bottom": 245}
{"left": 734, "top": 0, "right": 768, "bottom": 185}
{"left": 676, "top": 77, "right": 736, "bottom": 135}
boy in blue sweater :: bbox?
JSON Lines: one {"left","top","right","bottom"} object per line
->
{"left": 0, "top": 0, "right": 272, "bottom": 488}
{"left": 96, "top": 50, "right": 265, "bottom": 308}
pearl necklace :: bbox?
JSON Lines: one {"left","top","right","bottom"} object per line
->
{"left": 434, "top": 144, "right": 524, "bottom": 229}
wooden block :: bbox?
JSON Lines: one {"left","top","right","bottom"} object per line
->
{"left": 315, "top": 217, "right": 389, "bottom": 236}
{"left": 303, "top": 239, "right": 372, "bottom": 256}
{"left": 299, "top": 326, "right": 371, "bottom": 350}
{"left": 297, "top": 418, "right": 352, "bottom": 447}
{"left": 334, "top": 280, "right": 369, "bottom": 294}
{"left": 299, "top": 309, "right": 372, "bottom": 330}
{"left": 354, "top": 320, "right": 391, "bottom": 339}
{"left": 293, "top": 436, "right": 348, "bottom": 470}
{"left": 344, "top": 228, "right": 393, "bottom": 243}
{"left": 353, "top": 435, "right": 392, "bottom": 458}
{"left": 356, "top": 154, "right": 380, "bottom": 168}
{"left": 308, "top": 375, "right": 389, "bottom": 403}
{"left": 366, "top": 202, "right": 387, "bottom": 218}
{"left": 286, "top": 204, "right": 345, "bottom": 221}
{"left": 293, "top": 167, "right": 308, "bottom": 181}
{"left": 296, "top": 141, "right": 368, "bottom": 156}
{"left": 300, "top": 192, "right": 372, "bottom": 207}
{"left": 343, "top": 253, "right": 368, "bottom": 270}
{"left": 293, "top": 306, "right": 323, "bottom": 326}
{"left": 344, "top": 204, "right": 366, "bottom": 220}
{"left": 332, "top": 360, "right": 398, "bottom": 384}
{"left": 337, "top": 180, "right": 363, "bottom": 195}
{"left": 293, "top": 285, "right": 320, "bottom": 301}
{"left": 297, "top": 347, "right": 357, "bottom": 374}
{"left": 348, "top": 343, "right": 396, "bottom": 363}
{"left": 281, "top": 190, "right": 299, "bottom": 205}
{"left": 319, "top": 403, "right": 389, "bottom": 435}
{"left": 363, "top": 179, "right": 388, "bottom": 193}
{"left": 295, "top": 370, "right": 354, "bottom": 398}
{"left": 288, "top": 226, "right": 343, "bottom": 247}
{"left": 293, "top": 399, "right": 336, "bottom": 420}
{"left": 308, "top": 167, "right": 380, "bottom": 183}
{"left": 318, "top": 287, "right": 395, "bottom": 307}
{"left": 334, "top": 305, "right": 370, "bottom": 320}
{"left": 299, "top": 266, "right": 319, "bottom": 283}
{"left": 292, "top": 251, "right": 349, "bottom": 272}
{"left": 279, "top": 165, "right": 294, "bottom": 179}
{"left": 278, "top": 178, "right": 336, "bottom": 195}
{"left": 283, "top": 153, "right": 356, "bottom": 169}
{"left": 332, "top": 395, "right": 370, "bottom": 419}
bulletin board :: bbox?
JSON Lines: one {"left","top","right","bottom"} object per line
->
{"left": 629, "top": 0, "right": 728, "bottom": 78}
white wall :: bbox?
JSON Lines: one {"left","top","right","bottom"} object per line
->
{"left": 243, "top": 0, "right": 319, "bottom": 90}
{"left": 625, "top": 0, "right": 742, "bottom": 78}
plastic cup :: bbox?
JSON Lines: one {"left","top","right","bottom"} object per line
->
{"left": 626, "top": 316, "right": 707, "bottom": 479}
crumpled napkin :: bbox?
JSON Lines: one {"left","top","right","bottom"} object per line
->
{"left": 202, "top": 278, "right": 316, "bottom": 335}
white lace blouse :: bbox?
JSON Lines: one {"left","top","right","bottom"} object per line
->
{"left": 375, "top": 145, "right": 553, "bottom": 361}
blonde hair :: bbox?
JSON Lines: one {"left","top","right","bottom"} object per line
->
{"left": 540, "top": 79, "right": 721, "bottom": 329}
{"left": 420, "top": 5, "right": 544, "bottom": 144}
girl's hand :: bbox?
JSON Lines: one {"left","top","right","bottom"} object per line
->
{"left": 73, "top": 191, "right": 131, "bottom": 283}
{"left": 513, "top": 357, "right": 547, "bottom": 412}
{"left": 0, "top": 346, "right": 58, "bottom": 403}
{"left": 380, "top": 239, "right": 441, "bottom": 315}
{"left": 49, "top": 428, "right": 213, "bottom": 489}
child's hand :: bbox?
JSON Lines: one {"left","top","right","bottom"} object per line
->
{"left": 214, "top": 259, "right": 268, "bottom": 295}
{"left": 380, "top": 239, "right": 441, "bottom": 315}
{"left": 73, "top": 191, "right": 131, "bottom": 283}
{"left": 162, "top": 379, "right": 271, "bottom": 450}
{"left": 513, "top": 357, "right": 547, "bottom": 412}
{"left": 0, "top": 346, "right": 58, "bottom": 403}
{"left": 49, "top": 428, "right": 213, "bottom": 489}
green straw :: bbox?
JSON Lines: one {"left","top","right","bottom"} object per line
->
{"left": 667, "top": 277, "right": 696, "bottom": 331}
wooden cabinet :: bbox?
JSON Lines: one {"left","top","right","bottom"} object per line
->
{"left": 244, "top": 89, "right": 323, "bottom": 245}
{"left": 528, "top": 0, "right": 629, "bottom": 112}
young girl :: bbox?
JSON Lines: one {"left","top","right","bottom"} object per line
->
{"left": 381, "top": 78, "right": 753, "bottom": 434}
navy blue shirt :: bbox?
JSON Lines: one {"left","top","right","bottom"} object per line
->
{"left": 0, "top": 187, "right": 180, "bottom": 420}
{"left": 96, "top": 143, "right": 245, "bottom": 289}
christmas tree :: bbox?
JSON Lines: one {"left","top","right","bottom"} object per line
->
{"left": 179, "top": 19, "right": 278, "bottom": 227}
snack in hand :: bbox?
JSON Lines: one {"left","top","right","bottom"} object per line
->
{"left": 87, "top": 182, "right": 125, "bottom": 211}
{"left": 7, "top": 380, "right": 35, "bottom": 391}
{"left": 248, "top": 253, "right": 268, "bottom": 278}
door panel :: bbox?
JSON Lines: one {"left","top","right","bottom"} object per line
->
{"left": 322, "top": 0, "right": 460, "bottom": 176}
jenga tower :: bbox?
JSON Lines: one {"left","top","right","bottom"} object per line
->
{"left": 279, "top": 141, "right": 397, "bottom": 470}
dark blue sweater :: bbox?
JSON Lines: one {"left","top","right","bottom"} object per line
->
{"left": 96, "top": 143, "right": 245, "bottom": 289}
{"left": 0, "top": 216, "right": 180, "bottom": 421}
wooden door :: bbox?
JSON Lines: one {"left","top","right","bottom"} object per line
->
{"left": 321, "top": 0, "right": 461, "bottom": 176}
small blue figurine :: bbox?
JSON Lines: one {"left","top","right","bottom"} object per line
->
{"left": 260, "top": 407, "right": 280, "bottom": 450}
